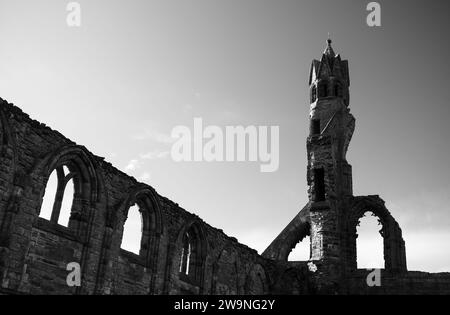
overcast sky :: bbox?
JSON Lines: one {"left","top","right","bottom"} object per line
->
{"left": 0, "top": 0, "right": 449, "bottom": 272}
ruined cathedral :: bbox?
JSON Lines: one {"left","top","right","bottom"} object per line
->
{"left": 0, "top": 40, "right": 449, "bottom": 295}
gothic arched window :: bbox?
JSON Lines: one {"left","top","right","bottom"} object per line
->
{"left": 119, "top": 189, "right": 162, "bottom": 266}
{"left": 40, "top": 165, "right": 75, "bottom": 227}
{"left": 179, "top": 223, "right": 206, "bottom": 286}
{"left": 36, "top": 146, "right": 99, "bottom": 237}
{"left": 356, "top": 212, "right": 384, "bottom": 269}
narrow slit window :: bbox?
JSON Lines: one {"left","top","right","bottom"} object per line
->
{"left": 180, "top": 232, "right": 191, "bottom": 275}
{"left": 58, "top": 177, "right": 74, "bottom": 227}
{"left": 314, "top": 168, "right": 325, "bottom": 201}
{"left": 334, "top": 84, "right": 342, "bottom": 97}
{"left": 311, "top": 119, "right": 321, "bottom": 135}
{"left": 319, "top": 84, "right": 328, "bottom": 98}
{"left": 40, "top": 171, "right": 58, "bottom": 221}
{"left": 311, "top": 86, "right": 317, "bottom": 103}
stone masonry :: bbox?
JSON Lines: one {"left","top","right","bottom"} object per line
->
{"left": 0, "top": 39, "right": 449, "bottom": 295}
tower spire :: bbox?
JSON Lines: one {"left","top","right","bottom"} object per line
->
{"left": 324, "top": 36, "right": 335, "bottom": 57}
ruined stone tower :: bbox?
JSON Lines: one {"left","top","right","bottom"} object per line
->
{"left": 263, "top": 39, "right": 408, "bottom": 293}
{"left": 307, "top": 38, "right": 354, "bottom": 250}
{"left": 306, "top": 38, "right": 355, "bottom": 288}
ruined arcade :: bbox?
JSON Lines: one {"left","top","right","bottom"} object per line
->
{"left": 0, "top": 40, "right": 449, "bottom": 295}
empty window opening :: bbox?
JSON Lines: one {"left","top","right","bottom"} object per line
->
{"left": 40, "top": 171, "right": 58, "bottom": 221}
{"left": 58, "top": 177, "right": 74, "bottom": 227}
{"left": 356, "top": 212, "right": 384, "bottom": 269}
{"left": 314, "top": 168, "right": 325, "bottom": 201}
{"left": 180, "top": 232, "right": 192, "bottom": 275}
{"left": 186, "top": 243, "right": 191, "bottom": 275}
{"left": 311, "top": 86, "right": 317, "bottom": 103}
{"left": 319, "top": 84, "right": 328, "bottom": 98}
{"left": 334, "top": 84, "right": 342, "bottom": 97}
{"left": 121, "top": 204, "right": 143, "bottom": 255}
{"left": 288, "top": 236, "right": 311, "bottom": 261}
{"left": 311, "top": 119, "right": 321, "bottom": 135}
{"left": 39, "top": 165, "right": 75, "bottom": 227}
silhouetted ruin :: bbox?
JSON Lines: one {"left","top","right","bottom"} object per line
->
{"left": 0, "top": 40, "right": 449, "bottom": 295}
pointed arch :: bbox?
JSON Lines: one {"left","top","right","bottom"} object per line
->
{"left": 34, "top": 145, "right": 101, "bottom": 235}
{"left": 346, "top": 196, "right": 407, "bottom": 273}
{"left": 318, "top": 55, "right": 332, "bottom": 79}
{"left": 211, "top": 246, "right": 241, "bottom": 295}
{"left": 175, "top": 220, "right": 208, "bottom": 289}
{"left": 117, "top": 184, "right": 163, "bottom": 263}
{"left": 263, "top": 205, "right": 311, "bottom": 261}
{"left": 244, "top": 264, "right": 269, "bottom": 295}
{"left": 13, "top": 144, "right": 106, "bottom": 294}
{"left": 108, "top": 184, "right": 164, "bottom": 294}
{"left": 118, "top": 185, "right": 163, "bottom": 234}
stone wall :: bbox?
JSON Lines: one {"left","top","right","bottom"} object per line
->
{"left": 0, "top": 98, "right": 281, "bottom": 295}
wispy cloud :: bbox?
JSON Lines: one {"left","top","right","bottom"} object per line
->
{"left": 124, "top": 150, "right": 169, "bottom": 180}
{"left": 124, "top": 159, "right": 140, "bottom": 172}
{"left": 140, "top": 150, "right": 170, "bottom": 160}
{"left": 138, "top": 172, "right": 151, "bottom": 182}
{"left": 123, "top": 149, "right": 169, "bottom": 182}
{"left": 132, "top": 129, "right": 175, "bottom": 144}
